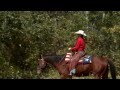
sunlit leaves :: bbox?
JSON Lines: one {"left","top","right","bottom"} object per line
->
{"left": 0, "top": 11, "right": 120, "bottom": 78}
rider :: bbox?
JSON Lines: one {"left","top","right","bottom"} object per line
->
{"left": 68, "top": 30, "right": 87, "bottom": 76}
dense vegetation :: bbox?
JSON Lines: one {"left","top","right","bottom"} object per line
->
{"left": 0, "top": 11, "right": 120, "bottom": 79}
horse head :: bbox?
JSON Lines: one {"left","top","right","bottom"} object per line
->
{"left": 37, "top": 54, "right": 47, "bottom": 74}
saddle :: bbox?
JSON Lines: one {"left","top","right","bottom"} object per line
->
{"left": 78, "top": 55, "right": 92, "bottom": 64}
{"left": 65, "top": 52, "right": 92, "bottom": 64}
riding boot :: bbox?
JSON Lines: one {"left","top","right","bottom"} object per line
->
{"left": 69, "top": 69, "right": 76, "bottom": 76}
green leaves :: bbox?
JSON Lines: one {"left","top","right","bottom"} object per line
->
{"left": 0, "top": 11, "right": 120, "bottom": 78}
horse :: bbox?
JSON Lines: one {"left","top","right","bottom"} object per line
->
{"left": 37, "top": 54, "right": 116, "bottom": 79}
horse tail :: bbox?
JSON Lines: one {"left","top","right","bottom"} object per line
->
{"left": 108, "top": 59, "right": 116, "bottom": 79}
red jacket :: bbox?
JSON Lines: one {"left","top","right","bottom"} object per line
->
{"left": 71, "top": 37, "right": 85, "bottom": 52}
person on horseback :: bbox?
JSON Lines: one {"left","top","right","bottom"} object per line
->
{"left": 68, "top": 30, "right": 87, "bottom": 76}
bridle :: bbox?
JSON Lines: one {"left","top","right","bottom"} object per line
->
{"left": 38, "top": 55, "right": 47, "bottom": 69}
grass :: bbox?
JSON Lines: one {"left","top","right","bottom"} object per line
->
{"left": 0, "top": 62, "right": 119, "bottom": 79}
{"left": 40, "top": 67, "right": 120, "bottom": 79}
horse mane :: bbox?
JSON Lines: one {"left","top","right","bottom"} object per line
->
{"left": 43, "top": 54, "right": 65, "bottom": 64}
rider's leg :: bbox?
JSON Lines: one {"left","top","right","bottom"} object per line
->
{"left": 69, "top": 51, "right": 85, "bottom": 75}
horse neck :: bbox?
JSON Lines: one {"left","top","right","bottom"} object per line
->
{"left": 45, "top": 59, "right": 56, "bottom": 67}
{"left": 44, "top": 55, "right": 64, "bottom": 67}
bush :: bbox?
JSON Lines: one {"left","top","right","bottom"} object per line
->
{"left": 0, "top": 11, "right": 120, "bottom": 79}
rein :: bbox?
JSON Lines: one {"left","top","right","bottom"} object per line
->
{"left": 58, "top": 52, "right": 74, "bottom": 64}
{"left": 58, "top": 55, "right": 66, "bottom": 64}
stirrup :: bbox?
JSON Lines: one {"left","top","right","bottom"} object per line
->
{"left": 69, "top": 69, "right": 76, "bottom": 76}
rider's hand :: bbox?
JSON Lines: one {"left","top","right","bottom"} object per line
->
{"left": 68, "top": 48, "right": 71, "bottom": 51}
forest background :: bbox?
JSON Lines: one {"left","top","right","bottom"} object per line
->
{"left": 0, "top": 11, "right": 120, "bottom": 79}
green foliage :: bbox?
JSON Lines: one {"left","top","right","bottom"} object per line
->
{"left": 0, "top": 11, "right": 120, "bottom": 79}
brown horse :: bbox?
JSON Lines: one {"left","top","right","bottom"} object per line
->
{"left": 37, "top": 54, "right": 116, "bottom": 79}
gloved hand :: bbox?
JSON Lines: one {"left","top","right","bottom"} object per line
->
{"left": 68, "top": 48, "right": 71, "bottom": 51}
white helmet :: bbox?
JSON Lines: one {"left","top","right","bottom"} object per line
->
{"left": 75, "top": 30, "right": 87, "bottom": 36}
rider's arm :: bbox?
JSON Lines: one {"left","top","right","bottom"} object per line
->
{"left": 71, "top": 38, "right": 81, "bottom": 51}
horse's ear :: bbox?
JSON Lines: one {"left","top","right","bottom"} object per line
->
{"left": 40, "top": 54, "right": 43, "bottom": 58}
{"left": 41, "top": 54, "right": 43, "bottom": 58}
{"left": 38, "top": 54, "right": 44, "bottom": 61}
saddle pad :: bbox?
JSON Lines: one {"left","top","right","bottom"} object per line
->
{"left": 65, "top": 53, "right": 92, "bottom": 64}
{"left": 65, "top": 53, "right": 72, "bottom": 61}
{"left": 78, "top": 55, "right": 92, "bottom": 64}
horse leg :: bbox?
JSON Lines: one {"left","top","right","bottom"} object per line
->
{"left": 102, "top": 67, "right": 109, "bottom": 79}
{"left": 102, "top": 70, "right": 108, "bottom": 79}
{"left": 93, "top": 73, "right": 102, "bottom": 79}
{"left": 59, "top": 70, "right": 73, "bottom": 79}
{"left": 60, "top": 75, "right": 67, "bottom": 79}
{"left": 94, "top": 75, "right": 101, "bottom": 79}
{"left": 60, "top": 74, "right": 72, "bottom": 79}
